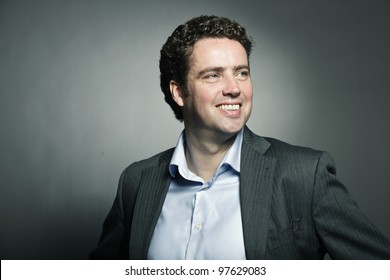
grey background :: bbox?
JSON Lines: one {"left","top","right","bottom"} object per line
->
{"left": 1, "top": 0, "right": 389, "bottom": 259}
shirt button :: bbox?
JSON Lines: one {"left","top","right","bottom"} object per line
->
{"left": 195, "top": 223, "right": 203, "bottom": 231}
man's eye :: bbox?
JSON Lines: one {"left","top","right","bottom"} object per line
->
{"left": 203, "top": 73, "right": 221, "bottom": 82}
{"left": 205, "top": 74, "right": 219, "bottom": 79}
{"left": 236, "top": 71, "right": 249, "bottom": 80}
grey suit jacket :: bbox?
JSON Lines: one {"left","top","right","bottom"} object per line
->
{"left": 90, "top": 126, "right": 390, "bottom": 259}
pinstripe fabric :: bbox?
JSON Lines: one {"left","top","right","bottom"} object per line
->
{"left": 129, "top": 162, "right": 171, "bottom": 259}
{"left": 90, "top": 126, "right": 390, "bottom": 259}
{"left": 240, "top": 133, "right": 277, "bottom": 260}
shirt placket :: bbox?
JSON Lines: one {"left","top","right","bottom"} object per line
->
{"left": 185, "top": 181, "right": 212, "bottom": 259}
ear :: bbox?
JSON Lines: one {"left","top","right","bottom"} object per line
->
{"left": 170, "top": 80, "right": 185, "bottom": 107}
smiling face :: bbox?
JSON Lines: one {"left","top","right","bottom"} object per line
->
{"left": 170, "top": 38, "right": 253, "bottom": 140}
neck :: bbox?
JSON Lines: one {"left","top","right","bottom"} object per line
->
{"left": 184, "top": 129, "right": 237, "bottom": 181}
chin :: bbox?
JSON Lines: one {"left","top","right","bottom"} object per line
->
{"left": 220, "top": 122, "right": 245, "bottom": 135}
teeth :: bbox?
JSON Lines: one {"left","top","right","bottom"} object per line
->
{"left": 218, "top": 104, "right": 240, "bottom": 111}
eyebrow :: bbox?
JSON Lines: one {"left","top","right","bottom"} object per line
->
{"left": 196, "top": 65, "right": 250, "bottom": 78}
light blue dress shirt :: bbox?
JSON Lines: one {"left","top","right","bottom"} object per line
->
{"left": 147, "top": 129, "right": 246, "bottom": 260}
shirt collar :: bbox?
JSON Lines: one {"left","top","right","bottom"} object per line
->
{"left": 169, "top": 129, "right": 244, "bottom": 178}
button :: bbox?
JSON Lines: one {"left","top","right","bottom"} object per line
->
{"left": 195, "top": 223, "right": 203, "bottom": 231}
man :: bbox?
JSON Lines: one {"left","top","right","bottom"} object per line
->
{"left": 90, "top": 15, "right": 390, "bottom": 259}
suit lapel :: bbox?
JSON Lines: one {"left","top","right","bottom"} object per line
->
{"left": 240, "top": 127, "right": 277, "bottom": 259}
{"left": 129, "top": 159, "right": 171, "bottom": 259}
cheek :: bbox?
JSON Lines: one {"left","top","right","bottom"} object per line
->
{"left": 242, "top": 83, "right": 253, "bottom": 99}
{"left": 194, "top": 85, "right": 219, "bottom": 104}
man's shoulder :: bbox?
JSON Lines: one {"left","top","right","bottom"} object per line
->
{"left": 243, "top": 127, "right": 325, "bottom": 164}
{"left": 265, "top": 137, "right": 322, "bottom": 157}
{"left": 122, "top": 148, "right": 175, "bottom": 176}
{"left": 244, "top": 128, "right": 334, "bottom": 184}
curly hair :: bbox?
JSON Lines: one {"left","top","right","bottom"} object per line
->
{"left": 159, "top": 15, "right": 254, "bottom": 121}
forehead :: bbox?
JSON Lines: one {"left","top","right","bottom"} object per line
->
{"left": 188, "top": 38, "right": 248, "bottom": 70}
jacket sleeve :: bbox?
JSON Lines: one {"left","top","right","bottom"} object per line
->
{"left": 89, "top": 170, "right": 129, "bottom": 259}
{"left": 312, "top": 152, "right": 390, "bottom": 259}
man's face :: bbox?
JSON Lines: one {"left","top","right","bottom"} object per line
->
{"left": 172, "top": 37, "right": 253, "bottom": 139}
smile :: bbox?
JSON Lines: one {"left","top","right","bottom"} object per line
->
{"left": 217, "top": 104, "right": 240, "bottom": 111}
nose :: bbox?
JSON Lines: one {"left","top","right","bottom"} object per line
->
{"left": 222, "top": 75, "right": 241, "bottom": 97}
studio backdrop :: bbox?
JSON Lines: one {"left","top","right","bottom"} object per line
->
{"left": 1, "top": 0, "right": 389, "bottom": 259}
